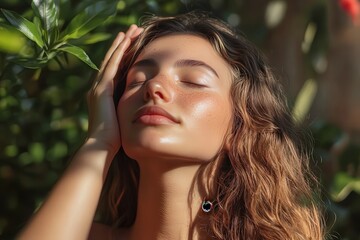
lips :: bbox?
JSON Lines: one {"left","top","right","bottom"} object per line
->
{"left": 133, "top": 106, "right": 179, "bottom": 124}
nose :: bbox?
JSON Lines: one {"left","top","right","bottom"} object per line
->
{"left": 143, "top": 74, "right": 172, "bottom": 103}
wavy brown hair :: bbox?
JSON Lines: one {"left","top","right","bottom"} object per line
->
{"left": 97, "top": 12, "right": 324, "bottom": 239}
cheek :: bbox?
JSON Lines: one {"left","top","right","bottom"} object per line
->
{"left": 117, "top": 92, "right": 138, "bottom": 129}
{"left": 182, "top": 93, "right": 232, "bottom": 138}
{"left": 178, "top": 93, "right": 232, "bottom": 160}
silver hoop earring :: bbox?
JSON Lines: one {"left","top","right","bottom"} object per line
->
{"left": 201, "top": 200, "right": 213, "bottom": 213}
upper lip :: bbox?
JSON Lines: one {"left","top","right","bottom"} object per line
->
{"left": 133, "top": 106, "right": 179, "bottom": 123}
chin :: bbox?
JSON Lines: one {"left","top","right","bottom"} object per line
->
{"left": 121, "top": 130, "right": 223, "bottom": 163}
{"left": 122, "top": 142, "right": 217, "bottom": 166}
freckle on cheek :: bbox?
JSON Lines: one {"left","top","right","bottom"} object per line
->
{"left": 192, "top": 99, "right": 218, "bottom": 118}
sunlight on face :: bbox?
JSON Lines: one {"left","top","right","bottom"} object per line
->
{"left": 118, "top": 34, "right": 232, "bottom": 164}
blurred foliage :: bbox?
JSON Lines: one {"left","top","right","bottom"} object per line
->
{"left": 0, "top": 0, "right": 119, "bottom": 69}
{"left": 0, "top": 0, "right": 359, "bottom": 239}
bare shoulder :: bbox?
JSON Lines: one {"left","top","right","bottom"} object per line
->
{"left": 88, "top": 222, "right": 128, "bottom": 240}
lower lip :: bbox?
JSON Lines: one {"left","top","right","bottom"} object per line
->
{"left": 135, "top": 115, "right": 176, "bottom": 125}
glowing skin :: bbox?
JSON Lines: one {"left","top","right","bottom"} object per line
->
{"left": 118, "top": 34, "right": 233, "bottom": 164}
{"left": 16, "top": 25, "right": 145, "bottom": 240}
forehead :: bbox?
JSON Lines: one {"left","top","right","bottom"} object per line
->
{"left": 136, "top": 34, "right": 232, "bottom": 80}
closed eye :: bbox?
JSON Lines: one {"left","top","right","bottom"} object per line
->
{"left": 178, "top": 70, "right": 211, "bottom": 88}
{"left": 126, "top": 71, "right": 149, "bottom": 89}
{"left": 181, "top": 81, "right": 208, "bottom": 88}
{"left": 127, "top": 81, "right": 146, "bottom": 89}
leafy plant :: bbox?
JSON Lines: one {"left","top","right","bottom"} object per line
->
{"left": 1, "top": 0, "right": 117, "bottom": 70}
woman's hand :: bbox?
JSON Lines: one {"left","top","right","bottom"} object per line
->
{"left": 17, "top": 25, "right": 144, "bottom": 240}
{"left": 87, "top": 24, "right": 143, "bottom": 155}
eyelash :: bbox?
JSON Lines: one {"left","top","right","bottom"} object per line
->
{"left": 127, "top": 81, "right": 146, "bottom": 89}
{"left": 181, "top": 81, "right": 207, "bottom": 88}
{"left": 126, "top": 80, "right": 207, "bottom": 89}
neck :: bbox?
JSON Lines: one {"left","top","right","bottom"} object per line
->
{"left": 127, "top": 159, "right": 214, "bottom": 240}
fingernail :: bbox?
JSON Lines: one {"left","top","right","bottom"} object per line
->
{"left": 129, "top": 24, "right": 138, "bottom": 30}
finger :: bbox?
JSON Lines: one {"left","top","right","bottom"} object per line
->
{"left": 130, "top": 27, "right": 144, "bottom": 40}
{"left": 98, "top": 25, "right": 138, "bottom": 76}
{"left": 94, "top": 25, "right": 140, "bottom": 91}
{"left": 100, "top": 32, "right": 125, "bottom": 72}
{"left": 125, "top": 24, "right": 138, "bottom": 38}
{"left": 98, "top": 37, "right": 131, "bottom": 88}
{"left": 100, "top": 24, "right": 138, "bottom": 77}
{"left": 101, "top": 24, "right": 138, "bottom": 72}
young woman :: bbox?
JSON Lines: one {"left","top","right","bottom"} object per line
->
{"left": 18, "top": 12, "right": 324, "bottom": 240}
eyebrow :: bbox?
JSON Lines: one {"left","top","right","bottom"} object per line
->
{"left": 131, "top": 58, "right": 219, "bottom": 78}
{"left": 175, "top": 59, "right": 219, "bottom": 78}
{"left": 131, "top": 58, "right": 157, "bottom": 68}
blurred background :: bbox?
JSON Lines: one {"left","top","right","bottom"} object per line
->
{"left": 0, "top": 0, "right": 359, "bottom": 239}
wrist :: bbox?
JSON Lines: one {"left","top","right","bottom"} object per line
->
{"left": 83, "top": 137, "right": 120, "bottom": 157}
{"left": 70, "top": 138, "right": 119, "bottom": 181}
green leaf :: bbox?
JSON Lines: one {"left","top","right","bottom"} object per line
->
{"left": 1, "top": 9, "right": 44, "bottom": 48}
{"left": 8, "top": 56, "right": 48, "bottom": 69}
{"left": 33, "top": 16, "right": 43, "bottom": 35}
{"left": 292, "top": 78, "right": 318, "bottom": 124}
{"left": 31, "top": 0, "right": 59, "bottom": 32}
{"left": 69, "top": 32, "right": 111, "bottom": 45}
{"left": 31, "top": 0, "right": 59, "bottom": 44}
{"left": 61, "top": 1, "right": 117, "bottom": 40}
{"left": 331, "top": 172, "right": 360, "bottom": 202}
{"left": 0, "top": 23, "right": 26, "bottom": 53}
{"left": 59, "top": 44, "right": 98, "bottom": 70}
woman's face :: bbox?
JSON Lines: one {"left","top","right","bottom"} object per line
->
{"left": 118, "top": 34, "right": 232, "bottom": 164}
